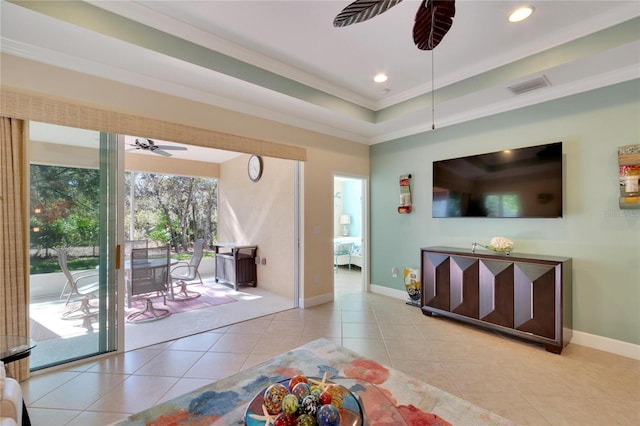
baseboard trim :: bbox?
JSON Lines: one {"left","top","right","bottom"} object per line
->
{"left": 570, "top": 330, "right": 640, "bottom": 360}
{"left": 370, "top": 284, "right": 408, "bottom": 301}
{"left": 369, "top": 285, "right": 640, "bottom": 360}
{"left": 299, "top": 292, "right": 333, "bottom": 308}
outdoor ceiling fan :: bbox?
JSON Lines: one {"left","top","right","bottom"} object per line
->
{"left": 128, "top": 138, "right": 188, "bottom": 157}
{"left": 333, "top": 0, "right": 456, "bottom": 50}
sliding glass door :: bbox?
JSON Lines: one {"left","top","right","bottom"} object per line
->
{"left": 28, "top": 122, "right": 119, "bottom": 370}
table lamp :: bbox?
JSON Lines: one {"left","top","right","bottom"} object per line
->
{"left": 340, "top": 214, "right": 351, "bottom": 236}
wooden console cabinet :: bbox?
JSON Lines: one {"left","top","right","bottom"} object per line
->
{"left": 421, "top": 246, "right": 572, "bottom": 353}
{"left": 213, "top": 243, "right": 258, "bottom": 290}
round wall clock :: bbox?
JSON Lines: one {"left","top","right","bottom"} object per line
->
{"left": 248, "top": 155, "right": 263, "bottom": 182}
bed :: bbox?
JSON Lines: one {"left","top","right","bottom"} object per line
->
{"left": 333, "top": 236, "right": 363, "bottom": 268}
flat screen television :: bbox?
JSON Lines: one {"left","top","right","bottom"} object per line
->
{"left": 433, "top": 142, "right": 563, "bottom": 218}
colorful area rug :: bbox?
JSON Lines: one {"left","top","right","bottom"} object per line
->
{"left": 125, "top": 283, "right": 237, "bottom": 319}
{"left": 114, "top": 338, "right": 516, "bottom": 426}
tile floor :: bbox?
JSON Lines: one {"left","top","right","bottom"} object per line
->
{"left": 22, "top": 268, "right": 640, "bottom": 425}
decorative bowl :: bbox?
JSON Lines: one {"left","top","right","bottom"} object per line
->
{"left": 487, "top": 245, "right": 512, "bottom": 254}
{"left": 244, "top": 377, "right": 363, "bottom": 426}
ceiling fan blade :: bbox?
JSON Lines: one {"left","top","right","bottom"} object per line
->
{"left": 413, "top": 0, "right": 456, "bottom": 50}
{"left": 152, "top": 149, "right": 173, "bottom": 157}
{"left": 333, "top": 0, "right": 404, "bottom": 27}
{"left": 154, "top": 145, "right": 188, "bottom": 151}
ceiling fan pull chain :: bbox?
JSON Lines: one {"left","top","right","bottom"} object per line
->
{"left": 431, "top": 4, "right": 436, "bottom": 130}
{"left": 432, "top": 49, "right": 435, "bottom": 130}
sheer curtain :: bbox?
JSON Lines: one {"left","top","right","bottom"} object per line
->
{"left": 0, "top": 117, "right": 29, "bottom": 381}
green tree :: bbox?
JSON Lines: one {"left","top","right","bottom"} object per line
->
{"left": 131, "top": 173, "right": 217, "bottom": 252}
{"left": 30, "top": 165, "right": 100, "bottom": 255}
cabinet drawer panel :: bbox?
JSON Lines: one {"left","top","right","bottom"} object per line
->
{"left": 514, "top": 263, "right": 557, "bottom": 340}
{"left": 450, "top": 256, "right": 479, "bottom": 318}
{"left": 479, "top": 260, "right": 514, "bottom": 328}
{"left": 423, "top": 253, "right": 450, "bottom": 311}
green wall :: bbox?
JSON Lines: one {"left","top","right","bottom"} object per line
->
{"left": 370, "top": 80, "right": 640, "bottom": 345}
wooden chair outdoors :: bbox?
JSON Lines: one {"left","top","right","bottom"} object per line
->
{"left": 125, "top": 246, "right": 171, "bottom": 323}
{"left": 169, "top": 239, "right": 205, "bottom": 300}
{"left": 56, "top": 248, "right": 99, "bottom": 320}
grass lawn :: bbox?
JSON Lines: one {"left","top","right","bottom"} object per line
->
{"left": 30, "top": 251, "right": 215, "bottom": 274}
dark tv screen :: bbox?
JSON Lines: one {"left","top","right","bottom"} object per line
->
{"left": 433, "top": 142, "right": 563, "bottom": 218}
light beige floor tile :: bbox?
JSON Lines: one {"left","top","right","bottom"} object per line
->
{"left": 227, "top": 317, "right": 273, "bottom": 334}
{"left": 27, "top": 407, "right": 82, "bottom": 426}
{"left": 378, "top": 322, "right": 422, "bottom": 340}
{"left": 373, "top": 308, "right": 422, "bottom": 325}
{"left": 29, "top": 371, "right": 128, "bottom": 410}
{"left": 385, "top": 338, "right": 433, "bottom": 361}
{"left": 304, "top": 307, "right": 342, "bottom": 322}
{"left": 461, "top": 391, "right": 549, "bottom": 426}
{"left": 241, "top": 352, "right": 279, "bottom": 370}
{"left": 302, "top": 321, "right": 342, "bottom": 338}
{"left": 342, "top": 322, "right": 382, "bottom": 339}
{"left": 339, "top": 298, "right": 373, "bottom": 312}
{"left": 183, "top": 352, "right": 248, "bottom": 380}
{"left": 86, "top": 349, "right": 162, "bottom": 375}
{"left": 21, "top": 370, "right": 81, "bottom": 404}
{"left": 299, "top": 336, "right": 341, "bottom": 349}
{"left": 341, "top": 338, "right": 390, "bottom": 366}
{"left": 24, "top": 281, "right": 640, "bottom": 426}
{"left": 87, "top": 375, "right": 179, "bottom": 413}
{"left": 144, "top": 341, "right": 175, "bottom": 350}
{"left": 157, "top": 377, "right": 213, "bottom": 404}
{"left": 265, "top": 319, "right": 305, "bottom": 336}
{"left": 167, "top": 332, "right": 221, "bottom": 351}
{"left": 273, "top": 308, "right": 306, "bottom": 321}
{"left": 390, "top": 359, "right": 458, "bottom": 396}
{"left": 341, "top": 310, "right": 377, "bottom": 323}
{"left": 66, "top": 410, "right": 132, "bottom": 426}
{"left": 251, "top": 334, "right": 303, "bottom": 356}
{"left": 507, "top": 367, "right": 578, "bottom": 397}
{"left": 525, "top": 395, "right": 640, "bottom": 425}
{"left": 440, "top": 362, "right": 521, "bottom": 394}
{"left": 209, "top": 332, "right": 259, "bottom": 353}
{"left": 133, "top": 350, "right": 205, "bottom": 377}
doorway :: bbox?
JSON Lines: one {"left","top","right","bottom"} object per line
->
{"left": 333, "top": 176, "right": 365, "bottom": 294}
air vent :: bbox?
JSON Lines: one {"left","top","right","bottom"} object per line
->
{"left": 508, "top": 76, "right": 551, "bottom": 95}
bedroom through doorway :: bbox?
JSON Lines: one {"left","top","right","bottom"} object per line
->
{"left": 333, "top": 176, "right": 364, "bottom": 293}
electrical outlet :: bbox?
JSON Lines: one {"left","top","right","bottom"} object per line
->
{"left": 392, "top": 267, "right": 398, "bottom": 278}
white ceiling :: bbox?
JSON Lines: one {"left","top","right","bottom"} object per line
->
{"left": 2, "top": 0, "right": 639, "bottom": 160}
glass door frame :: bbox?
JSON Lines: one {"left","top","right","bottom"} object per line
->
{"left": 27, "top": 124, "right": 121, "bottom": 370}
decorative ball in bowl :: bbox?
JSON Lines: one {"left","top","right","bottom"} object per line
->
{"left": 244, "top": 374, "right": 363, "bottom": 426}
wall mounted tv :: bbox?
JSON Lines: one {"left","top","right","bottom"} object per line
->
{"left": 433, "top": 142, "right": 563, "bottom": 218}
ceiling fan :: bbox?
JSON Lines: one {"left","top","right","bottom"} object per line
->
{"left": 128, "top": 138, "right": 188, "bottom": 157}
{"left": 333, "top": 0, "right": 456, "bottom": 50}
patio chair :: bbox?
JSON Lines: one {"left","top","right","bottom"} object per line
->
{"left": 124, "top": 240, "right": 149, "bottom": 307}
{"left": 126, "top": 246, "right": 171, "bottom": 323}
{"left": 334, "top": 242, "right": 355, "bottom": 271}
{"left": 56, "top": 248, "right": 99, "bottom": 320}
{"left": 169, "top": 239, "right": 205, "bottom": 300}
{"left": 125, "top": 240, "right": 148, "bottom": 260}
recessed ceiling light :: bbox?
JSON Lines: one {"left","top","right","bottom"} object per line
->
{"left": 509, "top": 5, "right": 534, "bottom": 23}
{"left": 373, "top": 73, "right": 388, "bottom": 83}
